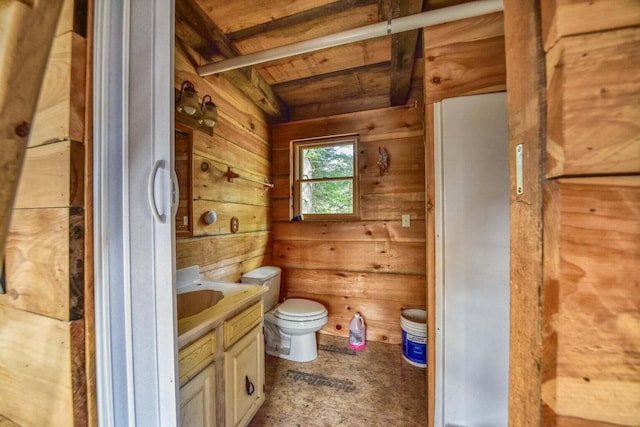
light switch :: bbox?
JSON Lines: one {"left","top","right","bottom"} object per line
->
{"left": 402, "top": 214, "right": 410, "bottom": 227}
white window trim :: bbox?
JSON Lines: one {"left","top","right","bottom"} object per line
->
{"left": 291, "top": 135, "right": 360, "bottom": 221}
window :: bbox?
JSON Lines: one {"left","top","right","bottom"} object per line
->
{"left": 293, "top": 135, "right": 359, "bottom": 220}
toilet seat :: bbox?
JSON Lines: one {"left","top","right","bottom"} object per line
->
{"left": 274, "top": 298, "right": 327, "bottom": 321}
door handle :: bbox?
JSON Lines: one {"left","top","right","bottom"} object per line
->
{"left": 245, "top": 376, "right": 255, "bottom": 396}
{"left": 148, "top": 160, "right": 167, "bottom": 223}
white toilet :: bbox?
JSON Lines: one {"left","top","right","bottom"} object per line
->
{"left": 241, "top": 266, "right": 328, "bottom": 362}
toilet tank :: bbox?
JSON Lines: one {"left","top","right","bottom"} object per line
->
{"left": 241, "top": 266, "right": 281, "bottom": 311}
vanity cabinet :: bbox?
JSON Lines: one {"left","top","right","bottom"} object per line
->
{"left": 178, "top": 293, "right": 265, "bottom": 427}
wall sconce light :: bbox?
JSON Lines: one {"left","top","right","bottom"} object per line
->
{"left": 198, "top": 95, "right": 218, "bottom": 128}
{"left": 177, "top": 81, "right": 199, "bottom": 116}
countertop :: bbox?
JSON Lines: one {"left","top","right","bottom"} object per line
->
{"left": 177, "top": 282, "right": 267, "bottom": 349}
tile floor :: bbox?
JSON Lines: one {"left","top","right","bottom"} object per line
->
{"left": 249, "top": 334, "right": 427, "bottom": 426}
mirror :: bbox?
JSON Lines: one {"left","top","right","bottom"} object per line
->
{"left": 175, "top": 123, "right": 193, "bottom": 237}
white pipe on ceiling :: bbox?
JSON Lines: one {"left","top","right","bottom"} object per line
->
{"left": 197, "top": 0, "right": 504, "bottom": 76}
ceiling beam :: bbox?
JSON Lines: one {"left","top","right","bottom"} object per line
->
{"left": 390, "top": 0, "right": 424, "bottom": 106}
{"left": 175, "top": 0, "right": 288, "bottom": 120}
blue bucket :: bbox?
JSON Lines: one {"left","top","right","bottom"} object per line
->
{"left": 401, "top": 309, "right": 427, "bottom": 368}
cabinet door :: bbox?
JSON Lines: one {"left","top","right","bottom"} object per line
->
{"left": 180, "top": 364, "right": 216, "bottom": 427}
{"left": 225, "top": 325, "right": 264, "bottom": 427}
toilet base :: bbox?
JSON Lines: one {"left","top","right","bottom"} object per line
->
{"left": 265, "top": 328, "right": 319, "bottom": 362}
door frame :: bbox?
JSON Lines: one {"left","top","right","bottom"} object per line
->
{"left": 93, "top": 0, "right": 178, "bottom": 425}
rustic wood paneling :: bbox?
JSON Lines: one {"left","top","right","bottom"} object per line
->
{"left": 423, "top": 11, "right": 505, "bottom": 50}
{"left": 360, "top": 135, "right": 424, "bottom": 173}
{"left": 272, "top": 104, "right": 423, "bottom": 148}
{"left": 271, "top": 176, "right": 291, "bottom": 199}
{"left": 175, "top": 44, "right": 270, "bottom": 154}
{"left": 272, "top": 198, "right": 292, "bottom": 222}
{"left": 542, "top": 177, "right": 640, "bottom": 426}
{"left": 192, "top": 131, "right": 270, "bottom": 179}
{"left": 273, "top": 220, "right": 425, "bottom": 242}
{"left": 0, "top": 305, "right": 85, "bottom": 427}
{"left": 176, "top": 231, "right": 272, "bottom": 278}
{"left": 231, "top": 3, "right": 380, "bottom": 54}
{"left": 175, "top": 40, "right": 273, "bottom": 280}
{"left": 273, "top": 105, "right": 426, "bottom": 344}
{"left": 0, "top": 1, "right": 90, "bottom": 424}
{"left": 176, "top": 0, "right": 288, "bottom": 119}
{"left": 274, "top": 62, "right": 391, "bottom": 105}
{"left": 274, "top": 240, "right": 425, "bottom": 275}
{"left": 284, "top": 268, "right": 426, "bottom": 302}
{"left": 29, "top": 32, "right": 86, "bottom": 147}
{"left": 193, "top": 155, "right": 271, "bottom": 208}
{"left": 539, "top": 1, "right": 640, "bottom": 426}
{"left": 292, "top": 292, "right": 421, "bottom": 344}
{"left": 546, "top": 27, "right": 640, "bottom": 178}
{"left": 3, "top": 207, "right": 84, "bottom": 321}
{"left": 14, "top": 140, "right": 84, "bottom": 209}
{"left": 285, "top": 61, "right": 424, "bottom": 121}
{"left": 358, "top": 192, "right": 426, "bottom": 221}
{"left": 195, "top": 0, "right": 337, "bottom": 34}
{"left": 258, "top": 38, "right": 390, "bottom": 85}
{"left": 200, "top": 254, "right": 273, "bottom": 283}
{"left": 423, "top": 12, "right": 505, "bottom": 104}
{"left": 192, "top": 200, "right": 270, "bottom": 236}
{"left": 0, "top": 415, "right": 21, "bottom": 427}
{"left": 0, "top": 0, "right": 65, "bottom": 269}
{"left": 503, "top": 1, "right": 546, "bottom": 425}
{"left": 540, "top": 0, "right": 640, "bottom": 51}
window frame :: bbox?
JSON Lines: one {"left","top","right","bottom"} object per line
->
{"left": 291, "top": 135, "right": 360, "bottom": 221}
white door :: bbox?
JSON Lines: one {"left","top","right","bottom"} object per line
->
{"left": 93, "top": 1, "right": 178, "bottom": 425}
{"left": 434, "top": 92, "right": 510, "bottom": 427}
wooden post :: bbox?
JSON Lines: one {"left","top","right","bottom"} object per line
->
{"left": 503, "top": 0, "right": 546, "bottom": 425}
{"left": 0, "top": 0, "right": 64, "bottom": 264}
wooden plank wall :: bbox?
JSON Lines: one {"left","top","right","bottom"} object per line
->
{"left": 174, "top": 43, "right": 273, "bottom": 282}
{"left": 422, "top": 13, "right": 506, "bottom": 427}
{"left": 540, "top": 2, "right": 640, "bottom": 425}
{"left": 272, "top": 104, "right": 426, "bottom": 344}
{"left": 423, "top": 12, "right": 505, "bottom": 104}
{"left": 0, "top": 0, "right": 89, "bottom": 425}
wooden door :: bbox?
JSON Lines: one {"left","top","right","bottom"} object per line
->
{"left": 180, "top": 364, "right": 216, "bottom": 427}
{"left": 224, "top": 325, "right": 265, "bottom": 427}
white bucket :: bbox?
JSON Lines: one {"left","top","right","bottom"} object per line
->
{"left": 401, "top": 309, "right": 427, "bottom": 368}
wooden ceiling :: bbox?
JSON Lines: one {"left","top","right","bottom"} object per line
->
{"left": 175, "top": 0, "right": 472, "bottom": 122}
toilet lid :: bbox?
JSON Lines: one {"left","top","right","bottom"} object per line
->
{"left": 275, "top": 298, "right": 327, "bottom": 318}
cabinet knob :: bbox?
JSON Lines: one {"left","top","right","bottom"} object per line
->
{"left": 245, "top": 376, "right": 255, "bottom": 396}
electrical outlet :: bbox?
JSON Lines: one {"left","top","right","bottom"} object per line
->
{"left": 402, "top": 214, "right": 410, "bottom": 227}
